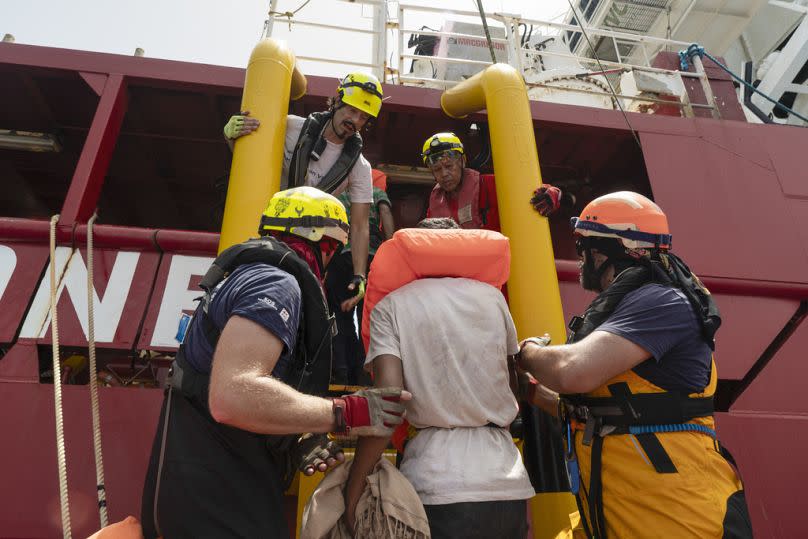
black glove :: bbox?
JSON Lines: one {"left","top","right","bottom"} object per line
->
{"left": 530, "top": 184, "right": 575, "bottom": 217}
{"left": 346, "top": 274, "right": 367, "bottom": 301}
{"left": 293, "top": 433, "right": 344, "bottom": 476}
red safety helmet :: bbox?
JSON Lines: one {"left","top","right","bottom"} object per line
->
{"left": 571, "top": 191, "right": 671, "bottom": 251}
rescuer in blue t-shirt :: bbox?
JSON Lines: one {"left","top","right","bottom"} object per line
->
{"left": 519, "top": 191, "right": 752, "bottom": 538}
{"left": 141, "top": 187, "right": 409, "bottom": 539}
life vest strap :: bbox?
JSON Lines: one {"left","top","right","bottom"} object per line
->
{"left": 563, "top": 385, "right": 714, "bottom": 428}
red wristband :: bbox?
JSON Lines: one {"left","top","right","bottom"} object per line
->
{"left": 342, "top": 395, "right": 371, "bottom": 432}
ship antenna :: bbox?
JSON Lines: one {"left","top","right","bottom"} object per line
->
{"left": 565, "top": 0, "right": 642, "bottom": 150}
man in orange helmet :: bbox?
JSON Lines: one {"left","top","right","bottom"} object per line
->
{"left": 519, "top": 191, "right": 752, "bottom": 538}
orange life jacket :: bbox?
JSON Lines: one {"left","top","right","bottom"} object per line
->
{"left": 360, "top": 227, "right": 510, "bottom": 351}
{"left": 428, "top": 168, "right": 484, "bottom": 229}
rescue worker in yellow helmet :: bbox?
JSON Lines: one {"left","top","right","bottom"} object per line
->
{"left": 518, "top": 191, "right": 752, "bottom": 538}
{"left": 423, "top": 132, "right": 572, "bottom": 229}
{"left": 141, "top": 187, "right": 409, "bottom": 539}
{"left": 224, "top": 72, "right": 385, "bottom": 313}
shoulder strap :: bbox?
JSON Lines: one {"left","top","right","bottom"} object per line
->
{"left": 193, "top": 237, "right": 333, "bottom": 396}
{"left": 567, "top": 266, "right": 653, "bottom": 343}
{"left": 287, "top": 111, "right": 363, "bottom": 194}
{"left": 314, "top": 132, "right": 363, "bottom": 194}
{"left": 288, "top": 112, "right": 329, "bottom": 189}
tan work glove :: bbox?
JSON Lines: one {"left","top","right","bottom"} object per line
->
{"left": 332, "top": 386, "right": 410, "bottom": 437}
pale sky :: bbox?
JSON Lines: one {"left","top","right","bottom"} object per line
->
{"left": 2, "top": 0, "right": 571, "bottom": 76}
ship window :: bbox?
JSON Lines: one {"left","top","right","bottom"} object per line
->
{"left": 96, "top": 84, "right": 241, "bottom": 232}
{"left": 0, "top": 68, "right": 97, "bottom": 219}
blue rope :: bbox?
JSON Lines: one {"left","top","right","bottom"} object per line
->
{"left": 679, "top": 43, "right": 808, "bottom": 125}
{"left": 629, "top": 423, "right": 717, "bottom": 438}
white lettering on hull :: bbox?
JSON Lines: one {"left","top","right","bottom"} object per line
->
{"left": 0, "top": 245, "right": 17, "bottom": 303}
{"left": 19, "top": 249, "right": 140, "bottom": 342}
{"left": 150, "top": 255, "right": 213, "bottom": 348}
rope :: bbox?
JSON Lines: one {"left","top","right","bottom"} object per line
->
{"left": 474, "top": 0, "right": 498, "bottom": 64}
{"left": 49, "top": 214, "right": 72, "bottom": 539}
{"left": 679, "top": 43, "right": 808, "bottom": 125}
{"left": 565, "top": 0, "right": 643, "bottom": 150}
{"left": 268, "top": 0, "right": 312, "bottom": 33}
{"left": 86, "top": 212, "right": 109, "bottom": 527}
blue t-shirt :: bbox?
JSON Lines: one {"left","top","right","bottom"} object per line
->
{"left": 597, "top": 283, "right": 712, "bottom": 393}
{"left": 182, "top": 263, "right": 301, "bottom": 379}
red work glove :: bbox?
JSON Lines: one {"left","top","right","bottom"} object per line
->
{"left": 530, "top": 184, "right": 575, "bottom": 217}
{"left": 333, "top": 387, "right": 409, "bottom": 437}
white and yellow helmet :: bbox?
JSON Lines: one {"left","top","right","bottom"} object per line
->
{"left": 337, "top": 72, "right": 384, "bottom": 118}
{"left": 259, "top": 187, "right": 349, "bottom": 244}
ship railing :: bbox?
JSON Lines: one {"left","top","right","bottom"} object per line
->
{"left": 264, "top": 0, "right": 388, "bottom": 74}
{"left": 266, "top": 0, "right": 721, "bottom": 118}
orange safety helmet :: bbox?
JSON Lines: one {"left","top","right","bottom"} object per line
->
{"left": 571, "top": 191, "right": 672, "bottom": 251}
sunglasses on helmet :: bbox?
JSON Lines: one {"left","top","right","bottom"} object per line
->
{"left": 341, "top": 80, "right": 383, "bottom": 100}
{"left": 425, "top": 149, "right": 463, "bottom": 167}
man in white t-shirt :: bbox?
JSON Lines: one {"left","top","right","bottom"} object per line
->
{"left": 344, "top": 218, "right": 535, "bottom": 538}
{"left": 223, "top": 72, "right": 384, "bottom": 311}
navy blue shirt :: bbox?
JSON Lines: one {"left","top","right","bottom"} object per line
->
{"left": 182, "top": 263, "right": 301, "bottom": 379}
{"left": 597, "top": 283, "right": 712, "bottom": 392}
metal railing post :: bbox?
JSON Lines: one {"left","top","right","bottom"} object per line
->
{"left": 691, "top": 54, "right": 722, "bottom": 119}
{"left": 371, "top": 1, "right": 387, "bottom": 81}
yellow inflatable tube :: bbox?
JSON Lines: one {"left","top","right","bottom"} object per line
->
{"left": 441, "top": 63, "right": 566, "bottom": 343}
{"left": 218, "top": 38, "right": 307, "bottom": 253}
{"left": 441, "top": 63, "right": 576, "bottom": 539}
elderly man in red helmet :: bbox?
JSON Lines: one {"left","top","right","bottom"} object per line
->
{"left": 519, "top": 191, "right": 752, "bottom": 538}
{"left": 224, "top": 72, "right": 384, "bottom": 312}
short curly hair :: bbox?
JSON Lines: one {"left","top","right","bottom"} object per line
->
{"left": 416, "top": 217, "right": 460, "bottom": 230}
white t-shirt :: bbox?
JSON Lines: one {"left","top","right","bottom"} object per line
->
{"left": 281, "top": 115, "right": 373, "bottom": 204}
{"left": 366, "top": 278, "right": 535, "bottom": 505}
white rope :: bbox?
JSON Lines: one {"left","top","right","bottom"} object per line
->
{"left": 49, "top": 214, "right": 72, "bottom": 539}
{"left": 86, "top": 212, "right": 109, "bottom": 528}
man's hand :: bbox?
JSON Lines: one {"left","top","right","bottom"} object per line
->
{"left": 518, "top": 334, "right": 552, "bottom": 370}
{"left": 223, "top": 110, "right": 260, "bottom": 140}
{"left": 294, "top": 433, "right": 345, "bottom": 476}
{"left": 340, "top": 274, "right": 366, "bottom": 312}
{"left": 334, "top": 386, "right": 411, "bottom": 437}
{"left": 520, "top": 334, "right": 552, "bottom": 351}
{"left": 530, "top": 184, "right": 575, "bottom": 217}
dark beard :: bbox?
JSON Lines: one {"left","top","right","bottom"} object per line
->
{"left": 580, "top": 255, "right": 605, "bottom": 292}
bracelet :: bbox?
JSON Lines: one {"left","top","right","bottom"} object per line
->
{"left": 332, "top": 398, "right": 347, "bottom": 434}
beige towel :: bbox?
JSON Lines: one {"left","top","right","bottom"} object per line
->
{"left": 301, "top": 458, "right": 431, "bottom": 539}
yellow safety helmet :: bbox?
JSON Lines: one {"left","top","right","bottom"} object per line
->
{"left": 421, "top": 132, "right": 465, "bottom": 165}
{"left": 259, "top": 187, "right": 349, "bottom": 244}
{"left": 337, "top": 72, "right": 383, "bottom": 118}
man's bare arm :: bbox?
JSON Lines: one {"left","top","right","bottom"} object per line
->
{"left": 343, "top": 354, "right": 404, "bottom": 530}
{"left": 519, "top": 330, "right": 652, "bottom": 394}
{"left": 208, "top": 315, "right": 335, "bottom": 434}
{"left": 343, "top": 201, "right": 371, "bottom": 311}
{"left": 378, "top": 201, "right": 395, "bottom": 240}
